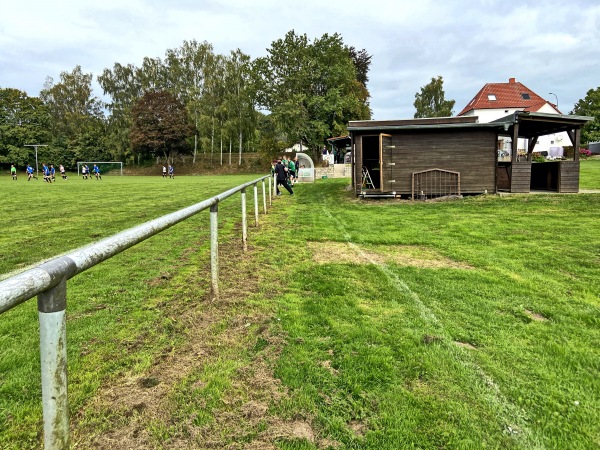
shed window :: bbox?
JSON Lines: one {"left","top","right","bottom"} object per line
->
{"left": 488, "top": 94, "right": 497, "bottom": 101}
{"left": 521, "top": 93, "right": 530, "bottom": 99}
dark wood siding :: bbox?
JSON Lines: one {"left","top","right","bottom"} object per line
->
{"left": 510, "top": 162, "right": 531, "bottom": 193}
{"left": 559, "top": 161, "right": 580, "bottom": 193}
{"left": 380, "top": 129, "right": 497, "bottom": 194}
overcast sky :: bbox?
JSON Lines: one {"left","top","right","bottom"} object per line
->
{"left": 1, "top": 0, "right": 598, "bottom": 120}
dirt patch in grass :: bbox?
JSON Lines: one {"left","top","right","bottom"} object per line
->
{"left": 308, "top": 241, "right": 473, "bottom": 269}
{"left": 70, "top": 233, "right": 294, "bottom": 449}
{"left": 524, "top": 309, "right": 548, "bottom": 322}
{"left": 454, "top": 341, "right": 477, "bottom": 350}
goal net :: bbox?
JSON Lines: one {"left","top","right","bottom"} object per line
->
{"left": 77, "top": 162, "right": 123, "bottom": 176}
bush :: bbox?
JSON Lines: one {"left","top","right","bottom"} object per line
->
{"left": 580, "top": 148, "right": 592, "bottom": 159}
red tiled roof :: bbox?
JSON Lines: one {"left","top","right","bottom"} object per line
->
{"left": 458, "top": 78, "right": 560, "bottom": 116}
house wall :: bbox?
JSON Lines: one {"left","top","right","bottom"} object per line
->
{"left": 353, "top": 129, "right": 497, "bottom": 195}
{"left": 471, "top": 106, "right": 571, "bottom": 156}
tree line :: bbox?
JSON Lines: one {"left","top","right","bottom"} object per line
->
{"left": 0, "top": 30, "right": 373, "bottom": 169}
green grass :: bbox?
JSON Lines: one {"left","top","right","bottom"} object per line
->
{"left": 0, "top": 173, "right": 266, "bottom": 449}
{"left": 580, "top": 158, "right": 600, "bottom": 189}
{"left": 1, "top": 171, "right": 599, "bottom": 449}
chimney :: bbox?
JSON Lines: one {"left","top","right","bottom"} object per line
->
{"left": 509, "top": 77, "right": 516, "bottom": 84}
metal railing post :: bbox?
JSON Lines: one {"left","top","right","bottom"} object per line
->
{"left": 253, "top": 183, "right": 259, "bottom": 226}
{"left": 241, "top": 188, "right": 248, "bottom": 252}
{"left": 38, "top": 279, "right": 69, "bottom": 450}
{"left": 210, "top": 203, "right": 219, "bottom": 299}
{"left": 268, "top": 175, "right": 272, "bottom": 205}
{"left": 262, "top": 180, "right": 267, "bottom": 214}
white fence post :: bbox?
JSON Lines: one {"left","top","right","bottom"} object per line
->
{"left": 262, "top": 180, "right": 267, "bottom": 214}
{"left": 253, "top": 183, "right": 259, "bottom": 226}
{"left": 268, "top": 176, "right": 272, "bottom": 205}
{"left": 210, "top": 203, "right": 219, "bottom": 299}
{"left": 241, "top": 188, "right": 248, "bottom": 252}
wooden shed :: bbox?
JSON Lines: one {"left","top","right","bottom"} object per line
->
{"left": 347, "top": 112, "right": 591, "bottom": 198}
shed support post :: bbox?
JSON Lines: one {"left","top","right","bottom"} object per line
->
{"left": 241, "top": 189, "right": 248, "bottom": 252}
{"left": 38, "top": 279, "right": 69, "bottom": 450}
{"left": 511, "top": 122, "right": 519, "bottom": 163}
{"left": 253, "top": 183, "right": 259, "bottom": 226}
{"left": 210, "top": 203, "right": 219, "bottom": 299}
{"left": 574, "top": 128, "right": 580, "bottom": 162}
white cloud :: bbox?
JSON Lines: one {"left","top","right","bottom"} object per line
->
{"left": 0, "top": 0, "right": 599, "bottom": 118}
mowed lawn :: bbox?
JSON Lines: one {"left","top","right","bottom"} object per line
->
{"left": 1, "top": 163, "right": 599, "bottom": 449}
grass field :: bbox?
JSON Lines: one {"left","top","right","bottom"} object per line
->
{"left": 1, "top": 164, "right": 599, "bottom": 449}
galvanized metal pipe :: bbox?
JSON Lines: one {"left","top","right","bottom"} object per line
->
{"left": 262, "top": 180, "right": 267, "bottom": 214}
{"left": 210, "top": 203, "right": 219, "bottom": 299}
{"left": 38, "top": 277, "right": 69, "bottom": 450}
{"left": 253, "top": 183, "right": 259, "bottom": 226}
{"left": 241, "top": 188, "right": 248, "bottom": 252}
{"left": 268, "top": 176, "right": 272, "bottom": 205}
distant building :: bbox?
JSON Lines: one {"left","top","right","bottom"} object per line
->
{"left": 458, "top": 77, "right": 568, "bottom": 157}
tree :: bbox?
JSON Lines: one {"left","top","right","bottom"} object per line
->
{"left": 571, "top": 86, "right": 600, "bottom": 144}
{"left": 0, "top": 88, "right": 50, "bottom": 166}
{"left": 347, "top": 46, "right": 372, "bottom": 86}
{"left": 165, "top": 40, "right": 216, "bottom": 161}
{"left": 130, "top": 91, "right": 193, "bottom": 163}
{"left": 40, "top": 66, "right": 105, "bottom": 140}
{"left": 413, "top": 76, "right": 455, "bottom": 118}
{"left": 255, "top": 30, "right": 371, "bottom": 157}
{"left": 40, "top": 66, "right": 107, "bottom": 165}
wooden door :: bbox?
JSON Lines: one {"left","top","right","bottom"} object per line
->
{"left": 379, "top": 133, "right": 394, "bottom": 192}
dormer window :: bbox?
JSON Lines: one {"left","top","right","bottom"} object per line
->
{"left": 488, "top": 94, "right": 497, "bottom": 101}
{"left": 521, "top": 93, "right": 530, "bottom": 100}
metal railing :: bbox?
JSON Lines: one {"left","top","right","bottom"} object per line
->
{"left": 0, "top": 174, "right": 274, "bottom": 450}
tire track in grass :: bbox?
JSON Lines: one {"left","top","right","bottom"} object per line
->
{"left": 321, "top": 204, "right": 543, "bottom": 449}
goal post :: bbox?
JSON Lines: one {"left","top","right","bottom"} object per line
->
{"left": 77, "top": 162, "right": 123, "bottom": 176}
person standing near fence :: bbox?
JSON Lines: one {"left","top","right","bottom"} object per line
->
{"left": 275, "top": 157, "right": 293, "bottom": 196}
{"left": 11, "top": 164, "right": 17, "bottom": 180}
{"left": 168, "top": 165, "right": 174, "bottom": 179}
{"left": 288, "top": 157, "right": 296, "bottom": 186}
{"left": 162, "top": 165, "right": 167, "bottom": 178}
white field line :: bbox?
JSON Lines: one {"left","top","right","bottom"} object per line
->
{"left": 321, "top": 205, "right": 543, "bottom": 448}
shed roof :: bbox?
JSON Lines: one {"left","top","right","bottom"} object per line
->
{"left": 347, "top": 111, "right": 591, "bottom": 139}
{"left": 458, "top": 78, "right": 559, "bottom": 116}
{"left": 493, "top": 111, "right": 593, "bottom": 138}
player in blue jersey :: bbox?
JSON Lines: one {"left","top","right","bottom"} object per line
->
{"left": 26, "top": 164, "right": 35, "bottom": 181}
{"left": 168, "top": 165, "right": 174, "bottom": 179}
{"left": 42, "top": 163, "right": 51, "bottom": 183}
{"left": 93, "top": 164, "right": 102, "bottom": 180}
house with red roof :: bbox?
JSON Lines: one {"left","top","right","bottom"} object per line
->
{"left": 458, "top": 78, "right": 567, "bottom": 157}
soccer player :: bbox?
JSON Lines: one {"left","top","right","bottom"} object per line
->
{"left": 50, "top": 164, "right": 56, "bottom": 182}
{"left": 59, "top": 164, "right": 68, "bottom": 180}
{"left": 162, "top": 165, "right": 167, "bottom": 178}
{"left": 42, "top": 163, "right": 52, "bottom": 183}
{"left": 168, "top": 165, "right": 174, "bottom": 179}
{"left": 11, "top": 164, "right": 17, "bottom": 180}
{"left": 26, "top": 164, "right": 35, "bottom": 181}
{"left": 93, "top": 164, "right": 102, "bottom": 180}
{"left": 81, "top": 164, "right": 88, "bottom": 179}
